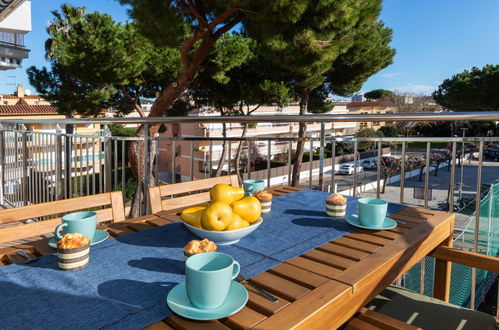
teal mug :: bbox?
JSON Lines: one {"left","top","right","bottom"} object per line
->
{"left": 55, "top": 211, "right": 97, "bottom": 241}
{"left": 185, "top": 252, "right": 240, "bottom": 309}
{"left": 358, "top": 198, "right": 388, "bottom": 228}
{"left": 243, "top": 179, "right": 265, "bottom": 196}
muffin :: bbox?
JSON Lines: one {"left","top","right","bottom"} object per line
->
{"left": 183, "top": 239, "right": 217, "bottom": 260}
{"left": 57, "top": 233, "right": 91, "bottom": 271}
{"left": 326, "top": 193, "right": 347, "bottom": 218}
{"left": 254, "top": 190, "right": 273, "bottom": 213}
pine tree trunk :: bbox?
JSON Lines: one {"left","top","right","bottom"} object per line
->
{"left": 215, "top": 123, "right": 228, "bottom": 177}
{"left": 291, "top": 90, "right": 309, "bottom": 186}
{"left": 382, "top": 174, "right": 390, "bottom": 193}
{"left": 127, "top": 37, "right": 218, "bottom": 217}
{"left": 235, "top": 124, "right": 249, "bottom": 184}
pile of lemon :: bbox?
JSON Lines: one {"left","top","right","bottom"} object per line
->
{"left": 180, "top": 184, "right": 261, "bottom": 231}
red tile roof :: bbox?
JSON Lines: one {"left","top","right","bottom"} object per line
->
{"left": 0, "top": 99, "right": 59, "bottom": 115}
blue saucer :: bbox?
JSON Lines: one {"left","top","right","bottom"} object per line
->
{"left": 167, "top": 281, "right": 248, "bottom": 321}
{"left": 48, "top": 230, "right": 110, "bottom": 248}
{"left": 345, "top": 214, "right": 397, "bottom": 230}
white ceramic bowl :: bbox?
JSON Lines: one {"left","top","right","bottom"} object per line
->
{"left": 182, "top": 218, "right": 263, "bottom": 245}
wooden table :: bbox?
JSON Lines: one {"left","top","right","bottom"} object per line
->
{"left": 0, "top": 186, "right": 454, "bottom": 329}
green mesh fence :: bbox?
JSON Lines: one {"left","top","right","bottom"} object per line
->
{"left": 402, "top": 183, "right": 499, "bottom": 307}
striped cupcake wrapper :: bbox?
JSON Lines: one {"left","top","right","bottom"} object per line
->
{"left": 57, "top": 244, "right": 90, "bottom": 271}
{"left": 325, "top": 201, "right": 346, "bottom": 218}
{"left": 259, "top": 199, "right": 272, "bottom": 213}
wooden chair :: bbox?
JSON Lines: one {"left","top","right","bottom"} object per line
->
{"left": 365, "top": 246, "right": 499, "bottom": 329}
{"left": 0, "top": 191, "right": 125, "bottom": 245}
{"left": 148, "top": 175, "right": 239, "bottom": 214}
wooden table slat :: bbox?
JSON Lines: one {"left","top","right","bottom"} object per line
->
{"left": 333, "top": 236, "right": 381, "bottom": 253}
{"left": 286, "top": 256, "right": 343, "bottom": 278}
{"left": 249, "top": 272, "right": 310, "bottom": 302}
{"left": 244, "top": 284, "right": 291, "bottom": 315}
{"left": 144, "top": 321, "right": 175, "bottom": 330}
{"left": 268, "top": 263, "right": 329, "bottom": 289}
{"left": 357, "top": 228, "right": 401, "bottom": 240}
{"left": 389, "top": 213, "right": 426, "bottom": 224}
{"left": 343, "top": 317, "right": 382, "bottom": 330}
{"left": 317, "top": 242, "right": 369, "bottom": 261}
{"left": 344, "top": 232, "right": 392, "bottom": 246}
{"left": 127, "top": 222, "right": 155, "bottom": 232}
{"left": 304, "top": 249, "right": 357, "bottom": 270}
{"left": 166, "top": 316, "right": 231, "bottom": 330}
{"left": 221, "top": 306, "right": 267, "bottom": 329}
{"left": 146, "top": 217, "right": 174, "bottom": 227}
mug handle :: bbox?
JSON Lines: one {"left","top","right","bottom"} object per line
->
{"left": 231, "top": 261, "right": 240, "bottom": 280}
{"left": 54, "top": 223, "right": 67, "bottom": 241}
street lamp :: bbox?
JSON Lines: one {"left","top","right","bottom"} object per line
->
{"left": 458, "top": 127, "right": 468, "bottom": 201}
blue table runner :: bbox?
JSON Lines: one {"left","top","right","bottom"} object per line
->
{"left": 0, "top": 190, "right": 406, "bottom": 329}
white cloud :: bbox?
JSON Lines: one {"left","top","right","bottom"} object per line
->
{"left": 390, "top": 85, "right": 437, "bottom": 95}
{"left": 379, "top": 72, "right": 403, "bottom": 78}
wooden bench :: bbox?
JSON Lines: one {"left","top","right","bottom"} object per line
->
{"left": 148, "top": 175, "right": 239, "bottom": 213}
{"left": 0, "top": 191, "right": 125, "bottom": 246}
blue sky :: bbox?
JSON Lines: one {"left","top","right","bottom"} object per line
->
{"left": 2, "top": 0, "right": 499, "bottom": 96}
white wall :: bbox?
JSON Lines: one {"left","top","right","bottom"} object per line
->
{"left": 0, "top": 1, "right": 31, "bottom": 33}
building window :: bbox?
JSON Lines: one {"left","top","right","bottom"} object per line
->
{"left": 3, "top": 101, "right": 7, "bottom": 105}
{"left": 9, "top": 58, "right": 13, "bottom": 64}
{"left": 16, "top": 59, "right": 20, "bottom": 65}
{"left": 1, "top": 57, "right": 5, "bottom": 62}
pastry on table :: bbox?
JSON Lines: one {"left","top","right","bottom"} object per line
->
{"left": 326, "top": 193, "right": 347, "bottom": 218}
{"left": 254, "top": 190, "right": 273, "bottom": 213}
{"left": 183, "top": 239, "right": 217, "bottom": 260}
{"left": 57, "top": 233, "right": 91, "bottom": 271}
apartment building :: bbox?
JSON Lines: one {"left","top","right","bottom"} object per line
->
{"left": 346, "top": 101, "right": 396, "bottom": 130}
{"left": 0, "top": 85, "right": 104, "bottom": 198}
{"left": 157, "top": 102, "right": 356, "bottom": 182}
{"left": 0, "top": 0, "right": 30, "bottom": 70}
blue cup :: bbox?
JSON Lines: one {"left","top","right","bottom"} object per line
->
{"left": 358, "top": 198, "right": 388, "bottom": 228}
{"left": 54, "top": 211, "right": 97, "bottom": 241}
{"left": 185, "top": 252, "right": 240, "bottom": 309}
{"left": 243, "top": 179, "right": 265, "bottom": 196}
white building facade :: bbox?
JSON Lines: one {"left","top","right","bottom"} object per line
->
{"left": 0, "top": 0, "right": 31, "bottom": 70}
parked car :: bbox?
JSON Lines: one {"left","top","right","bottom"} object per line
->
{"left": 338, "top": 164, "right": 364, "bottom": 175}
{"left": 361, "top": 160, "right": 377, "bottom": 169}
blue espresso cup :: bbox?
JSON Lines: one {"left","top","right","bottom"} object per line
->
{"left": 185, "top": 252, "right": 240, "bottom": 309}
{"left": 243, "top": 179, "right": 265, "bottom": 196}
{"left": 54, "top": 211, "right": 97, "bottom": 241}
{"left": 358, "top": 198, "right": 388, "bottom": 228}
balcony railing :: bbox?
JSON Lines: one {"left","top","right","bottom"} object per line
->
{"left": 0, "top": 111, "right": 499, "bottom": 314}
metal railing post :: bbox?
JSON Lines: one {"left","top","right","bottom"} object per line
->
{"left": 103, "top": 125, "right": 112, "bottom": 193}
{"left": 267, "top": 140, "right": 271, "bottom": 188}
{"left": 287, "top": 141, "right": 292, "bottom": 186}
{"left": 449, "top": 142, "right": 457, "bottom": 211}
{"left": 318, "top": 123, "right": 325, "bottom": 191}
{"left": 0, "top": 127, "right": 4, "bottom": 206}
{"left": 190, "top": 140, "right": 194, "bottom": 181}
{"left": 400, "top": 142, "right": 406, "bottom": 204}
{"left": 143, "top": 124, "right": 151, "bottom": 215}
{"left": 470, "top": 140, "right": 484, "bottom": 310}
{"left": 309, "top": 139, "right": 313, "bottom": 189}
{"left": 171, "top": 140, "right": 177, "bottom": 184}
{"left": 331, "top": 140, "right": 336, "bottom": 193}
{"left": 21, "top": 131, "right": 28, "bottom": 206}
{"left": 424, "top": 142, "right": 431, "bottom": 208}
{"left": 376, "top": 141, "right": 381, "bottom": 199}
{"left": 54, "top": 133, "right": 63, "bottom": 200}
{"left": 353, "top": 140, "right": 358, "bottom": 197}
